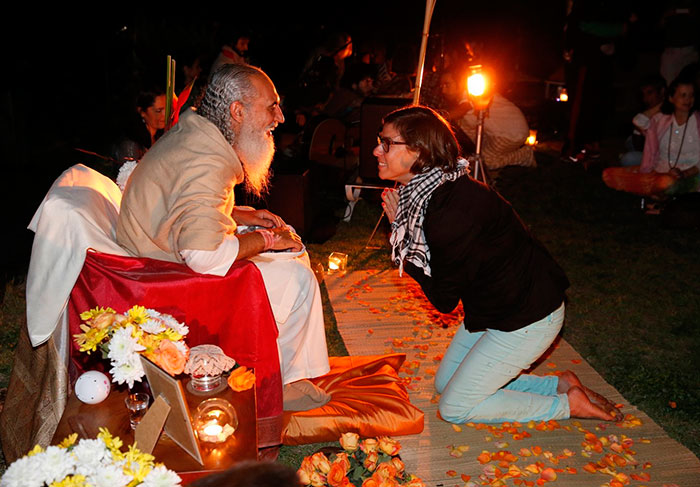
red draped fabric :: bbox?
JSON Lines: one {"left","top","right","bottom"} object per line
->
{"left": 67, "top": 250, "right": 282, "bottom": 445}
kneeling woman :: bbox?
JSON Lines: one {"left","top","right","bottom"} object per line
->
{"left": 378, "top": 106, "right": 622, "bottom": 424}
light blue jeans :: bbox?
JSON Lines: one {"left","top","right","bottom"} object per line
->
{"left": 435, "top": 302, "right": 569, "bottom": 423}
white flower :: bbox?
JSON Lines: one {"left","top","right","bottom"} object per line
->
{"left": 0, "top": 455, "right": 45, "bottom": 487}
{"left": 116, "top": 159, "right": 138, "bottom": 192}
{"left": 161, "top": 315, "right": 189, "bottom": 336}
{"left": 41, "top": 446, "right": 76, "bottom": 484}
{"left": 108, "top": 326, "right": 145, "bottom": 366}
{"left": 86, "top": 463, "right": 132, "bottom": 487}
{"left": 140, "top": 318, "right": 166, "bottom": 335}
{"left": 72, "top": 439, "right": 109, "bottom": 474}
{"left": 109, "top": 354, "right": 145, "bottom": 388}
{"left": 172, "top": 340, "right": 189, "bottom": 357}
{"left": 141, "top": 465, "right": 181, "bottom": 487}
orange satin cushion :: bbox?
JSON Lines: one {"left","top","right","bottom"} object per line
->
{"left": 602, "top": 166, "right": 675, "bottom": 195}
{"left": 282, "top": 354, "right": 424, "bottom": 445}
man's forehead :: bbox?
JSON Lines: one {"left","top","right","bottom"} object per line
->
{"left": 251, "top": 74, "right": 279, "bottom": 102}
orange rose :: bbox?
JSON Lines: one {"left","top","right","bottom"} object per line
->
{"left": 327, "top": 463, "right": 347, "bottom": 487}
{"left": 91, "top": 312, "right": 118, "bottom": 330}
{"left": 297, "top": 467, "right": 311, "bottom": 485}
{"left": 377, "top": 478, "right": 399, "bottom": 487}
{"left": 360, "top": 438, "right": 378, "bottom": 453}
{"left": 363, "top": 451, "right": 379, "bottom": 471}
{"left": 152, "top": 340, "right": 186, "bottom": 375}
{"left": 377, "top": 436, "right": 401, "bottom": 456}
{"left": 403, "top": 476, "right": 425, "bottom": 487}
{"left": 339, "top": 432, "right": 359, "bottom": 452}
{"left": 373, "top": 462, "right": 397, "bottom": 481}
{"left": 333, "top": 452, "right": 350, "bottom": 474}
{"left": 309, "top": 471, "right": 326, "bottom": 487}
{"left": 310, "top": 452, "right": 331, "bottom": 474}
{"left": 362, "top": 479, "right": 379, "bottom": 487}
{"left": 390, "top": 457, "right": 404, "bottom": 474}
{"left": 227, "top": 366, "right": 256, "bottom": 392}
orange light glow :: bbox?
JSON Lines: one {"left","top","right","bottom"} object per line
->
{"left": 558, "top": 88, "right": 568, "bottom": 102}
{"left": 467, "top": 72, "right": 486, "bottom": 97}
{"left": 526, "top": 130, "right": 537, "bottom": 146}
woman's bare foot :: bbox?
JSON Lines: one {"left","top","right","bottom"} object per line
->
{"left": 567, "top": 386, "right": 619, "bottom": 420}
{"left": 558, "top": 370, "right": 623, "bottom": 421}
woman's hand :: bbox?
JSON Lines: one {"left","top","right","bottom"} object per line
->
{"left": 381, "top": 188, "right": 400, "bottom": 223}
{"left": 233, "top": 206, "right": 285, "bottom": 228}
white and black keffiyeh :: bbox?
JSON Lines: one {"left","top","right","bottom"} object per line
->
{"left": 390, "top": 158, "right": 468, "bottom": 276}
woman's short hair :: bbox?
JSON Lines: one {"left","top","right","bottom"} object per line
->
{"left": 382, "top": 105, "right": 461, "bottom": 174}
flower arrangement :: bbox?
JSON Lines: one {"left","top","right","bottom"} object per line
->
{"left": 74, "top": 305, "right": 190, "bottom": 388}
{"left": 0, "top": 429, "right": 181, "bottom": 487}
{"left": 298, "top": 433, "right": 424, "bottom": 487}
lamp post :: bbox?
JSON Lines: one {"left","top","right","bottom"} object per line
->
{"left": 466, "top": 65, "right": 493, "bottom": 185}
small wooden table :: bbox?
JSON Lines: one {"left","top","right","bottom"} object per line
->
{"left": 53, "top": 378, "right": 258, "bottom": 479}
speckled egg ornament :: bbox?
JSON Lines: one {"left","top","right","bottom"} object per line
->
{"left": 74, "top": 370, "right": 111, "bottom": 404}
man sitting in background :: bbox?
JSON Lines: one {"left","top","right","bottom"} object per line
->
{"left": 117, "top": 64, "right": 330, "bottom": 410}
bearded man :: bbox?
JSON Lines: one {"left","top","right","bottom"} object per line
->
{"left": 117, "top": 64, "right": 330, "bottom": 410}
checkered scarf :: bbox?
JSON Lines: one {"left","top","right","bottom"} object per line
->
{"left": 390, "top": 159, "right": 468, "bottom": 276}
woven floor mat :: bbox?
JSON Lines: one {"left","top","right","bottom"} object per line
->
{"left": 325, "top": 269, "right": 700, "bottom": 487}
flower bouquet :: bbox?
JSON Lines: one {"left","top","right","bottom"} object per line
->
{"left": 0, "top": 429, "right": 181, "bottom": 487}
{"left": 74, "top": 305, "right": 190, "bottom": 388}
{"left": 298, "top": 433, "right": 424, "bottom": 487}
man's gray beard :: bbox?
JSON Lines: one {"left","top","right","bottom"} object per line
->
{"left": 234, "top": 125, "right": 275, "bottom": 197}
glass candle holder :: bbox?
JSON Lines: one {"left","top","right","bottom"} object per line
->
{"left": 190, "top": 370, "right": 223, "bottom": 392}
{"left": 328, "top": 252, "right": 348, "bottom": 273}
{"left": 194, "top": 398, "right": 239, "bottom": 444}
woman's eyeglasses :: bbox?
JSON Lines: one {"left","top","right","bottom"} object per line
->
{"left": 377, "top": 135, "right": 409, "bottom": 153}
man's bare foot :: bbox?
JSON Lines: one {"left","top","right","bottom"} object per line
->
{"left": 567, "top": 386, "right": 621, "bottom": 421}
{"left": 559, "top": 371, "right": 623, "bottom": 421}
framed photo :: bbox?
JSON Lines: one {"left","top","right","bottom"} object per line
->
{"left": 141, "top": 356, "right": 203, "bottom": 465}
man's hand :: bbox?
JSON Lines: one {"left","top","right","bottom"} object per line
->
{"left": 381, "top": 188, "right": 399, "bottom": 223}
{"left": 270, "top": 226, "right": 303, "bottom": 252}
{"left": 233, "top": 206, "right": 285, "bottom": 228}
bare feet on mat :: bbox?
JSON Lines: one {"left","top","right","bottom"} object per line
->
{"left": 558, "top": 370, "right": 623, "bottom": 421}
{"left": 283, "top": 379, "right": 331, "bottom": 411}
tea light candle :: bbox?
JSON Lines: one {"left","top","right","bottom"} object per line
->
{"left": 525, "top": 130, "right": 537, "bottom": 146}
{"left": 328, "top": 252, "right": 348, "bottom": 272}
{"left": 194, "top": 398, "right": 238, "bottom": 444}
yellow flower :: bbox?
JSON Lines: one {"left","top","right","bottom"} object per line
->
{"left": 127, "top": 305, "right": 149, "bottom": 324}
{"left": 160, "top": 328, "right": 183, "bottom": 342}
{"left": 80, "top": 307, "right": 116, "bottom": 321}
{"left": 139, "top": 333, "right": 161, "bottom": 353}
{"left": 50, "top": 475, "right": 87, "bottom": 487}
{"left": 98, "top": 428, "right": 123, "bottom": 454}
{"left": 58, "top": 433, "right": 78, "bottom": 449}
{"left": 74, "top": 327, "right": 110, "bottom": 353}
{"left": 27, "top": 444, "right": 43, "bottom": 456}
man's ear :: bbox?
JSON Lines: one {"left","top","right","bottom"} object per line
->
{"left": 230, "top": 101, "right": 245, "bottom": 123}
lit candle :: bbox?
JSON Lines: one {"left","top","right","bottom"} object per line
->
{"left": 525, "top": 130, "right": 537, "bottom": 146}
{"left": 558, "top": 88, "right": 568, "bottom": 102}
{"left": 328, "top": 252, "right": 348, "bottom": 273}
{"left": 194, "top": 398, "right": 238, "bottom": 444}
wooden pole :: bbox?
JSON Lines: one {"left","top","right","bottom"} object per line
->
{"left": 413, "top": 0, "right": 437, "bottom": 105}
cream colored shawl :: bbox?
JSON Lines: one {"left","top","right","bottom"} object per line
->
{"left": 117, "top": 109, "right": 244, "bottom": 262}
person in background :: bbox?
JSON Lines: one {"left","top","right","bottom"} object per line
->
{"left": 619, "top": 75, "right": 666, "bottom": 167}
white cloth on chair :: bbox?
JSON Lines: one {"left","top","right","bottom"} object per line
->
{"left": 26, "top": 164, "right": 127, "bottom": 347}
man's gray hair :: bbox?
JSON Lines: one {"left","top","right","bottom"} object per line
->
{"left": 198, "top": 64, "right": 263, "bottom": 145}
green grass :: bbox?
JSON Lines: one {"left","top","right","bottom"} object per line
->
{"left": 2, "top": 151, "right": 699, "bottom": 472}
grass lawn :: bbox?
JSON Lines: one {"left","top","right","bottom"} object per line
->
{"left": 1, "top": 147, "right": 698, "bottom": 472}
